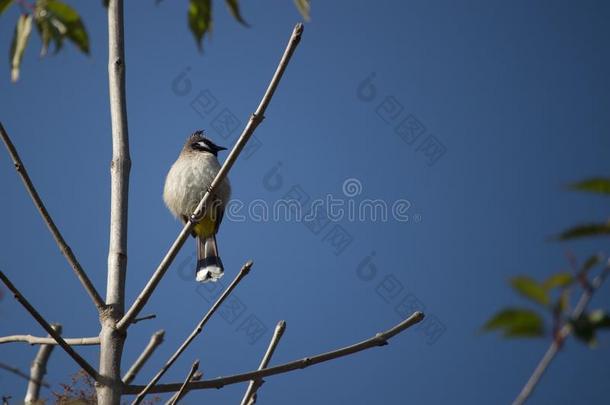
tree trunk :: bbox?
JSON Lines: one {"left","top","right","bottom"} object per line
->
{"left": 98, "top": 0, "right": 131, "bottom": 403}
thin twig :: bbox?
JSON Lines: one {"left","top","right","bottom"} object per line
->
{"left": 24, "top": 324, "right": 61, "bottom": 404}
{"left": 132, "top": 261, "right": 253, "bottom": 404}
{"left": 0, "top": 123, "right": 105, "bottom": 312}
{"left": 116, "top": 22, "right": 304, "bottom": 332}
{"left": 513, "top": 262, "right": 610, "bottom": 405}
{"left": 241, "top": 320, "right": 287, "bottom": 405}
{"left": 0, "top": 335, "right": 100, "bottom": 346}
{"left": 168, "top": 360, "right": 199, "bottom": 405}
{"left": 0, "top": 270, "right": 100, "bottom": 381}
{"left": 123, "top": 311, "right": 424, "bottom": 394}
{"left": 122, "top": 330, "right": 165, "bottom": 384}
{"left": 132, "top": 314, "right": 157, "bottom": 324}
{"left": 0, "top": 362, "right": 50, "bottom": 388}
{"left": 165, "top": 371, "right": 202, "bottom": 404}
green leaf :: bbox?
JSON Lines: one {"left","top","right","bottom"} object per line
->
{"left": 35, "top": 18, "right": 63, "bottom": 56}
{"left": 571, "top": 316, "right": 596, "bottom": 347}
{"left": 188, "top": 0, "right": 212, "bottom": 52}
{"left": 34, "top": 2, "right": 64, "bottom": 56}
{"left": 225, "top": 0, "right": 248, "bottom": 26}
{"left": 510, "top": 276, "right": 550, "bottom": 306}
{"left": 35, "top": 17, "right": 51, "bottom": 56}
{"left": 569, "top": 178, "right": 610, "bottom": 195}
{"left": 556, "top": 222, "right": 610, "bottom": 240}
{"left": 483, "top": 308, "right": 545, "bottom": 337}
{"left": 9, "top": 13, "right": 33, "bottom": 82}
{"left": 293, "top": 0, "right": 310, "bottom": 21}
{"left": 45, "top": 0, "right": 89, "bottom": 54}
{"left": 543, "top": 272, "right": 573, "bottom": 290}
{"left": 554, "top": 288, "right": 570, "bottom": 314}
{"left": 0, "top": 0, "right": 13, "bottom": 15}
{"left": 571, "top": 310, "right": 610, "bottom": 348}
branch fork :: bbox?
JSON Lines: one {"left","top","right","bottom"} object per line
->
{"left": 123, "top": 312, "right": 424, "bottom": 394}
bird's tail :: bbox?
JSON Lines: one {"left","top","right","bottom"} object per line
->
{"left": 196, "top": 235, "right": 224, "bottom": 283}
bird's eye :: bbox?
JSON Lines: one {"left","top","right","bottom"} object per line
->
{"left": 191, "top": 141, "right": 212, "bottom": 152}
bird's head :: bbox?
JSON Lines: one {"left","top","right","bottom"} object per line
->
{"left": 185, "top": 130, "right": 227, "bottom": 156}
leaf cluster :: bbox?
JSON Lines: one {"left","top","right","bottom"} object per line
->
{"left": 3, "top": 0, "right": 88, "bottom": 82}
{"left": 3, "top": 0, "right": 311, "bottom": 82}
{"left": 483, "top": 178, "right": 610, "bottom": 346}
{"left": 558, "top": 178, "right": 610, "bottom": 240}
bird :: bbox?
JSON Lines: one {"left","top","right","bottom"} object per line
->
{"left": 163, "top": 130, "right": 231, "bottom": 282}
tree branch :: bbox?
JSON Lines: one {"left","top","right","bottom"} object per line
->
{"left": 513, "top": 262, "right": 610, "bottom": 405}
{"left": 0, "top": 123, "right": 105, "bottom": 312}
{"left": 24, "top": 324, "right": 61, "bottom": 404}
{"left": 105, "top": 0, "right": 131, "bottom": 315}
{"left": 0, "top": 335, "right": 100, "bottom": 346}
{"left": 241, "top": 320, "right": 286, "bottom": 405}
{"left": 168, "top": 360, "right": 199, "bottom": 405}
{"left": 132, "top": 261, "right": 253, "bottom": 404}
{"left": 116, "top": 22, "right": 304, "bottom": 332}
{"left": 123, "top": 311, "right": 424, "bottom": 394}
{"left": 98, "top": 0, "right": 132, "bottom": 403}
{"left": 0, "top": 270, "right": 100, "bottom": 381}
{"left": 165, "top": 371, "right": 202, "bottom": 405}
{"left": 0, "top": 362, "right": 49, "bottom": 388}
{"left": 122, "top": 330, "right": 165, "bottom": 385}
{"left": 132, "top": 314, "right": 157, "bottom": 324}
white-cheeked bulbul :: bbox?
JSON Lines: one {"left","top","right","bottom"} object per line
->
{"left": 163, "top": 130, "right": 231, "bottom": 282}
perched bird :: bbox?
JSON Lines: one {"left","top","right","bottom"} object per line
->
{"left": 163, "top": 130, "right": 231, "bottom": 282}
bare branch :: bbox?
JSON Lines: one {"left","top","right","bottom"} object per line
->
{"left": 165, "top": 371, "right": 202, "bottom": 405}
{"left": 0, "top": 362, "right": 49, "bottom": 388}
{"left": 132, "top": 261, "right": 253, "bottom": 403}
{"left": 168, "top": 360, "right": 199, "bottom": 405}
{"left": 241, "top": 320, "right": 286, "bottom": 405}
{"left": 98, "top": 0, "right": 132, "bottom": 403}
{"left": 105, "top": 0, "right": 131, "bottom": 314}
{"left": 0, "top": 335, "right": 100, "bottom": 346}
{"left": 513, "top": 262, "right": 610, "bottom": 405}
{"left": 0, "top": 123, "right": 105, "bottom": 312}
{"left": 132, "top": 314, "right": 157, "bottom": 324}
{"left": 124, "top": 311, "right": 424, "bottom": 394}
{"left": 117, "top": 22, "right": 304, "bottom": 331}
{"left": 122, "top": 330, "right": 165, "bottom": 384}
{"left": 24, "top": 324, "right": 61, "bottom": 404}
{"left": 0, "top": 270, "right": 100, "bottom": 381}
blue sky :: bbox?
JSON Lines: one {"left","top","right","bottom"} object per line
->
{"left": 1, "top": 1, "right": 610, "bottom": 403}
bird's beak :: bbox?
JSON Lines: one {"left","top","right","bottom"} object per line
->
{"left": 216, "top": 145, "right": 228, "bottom": 152}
